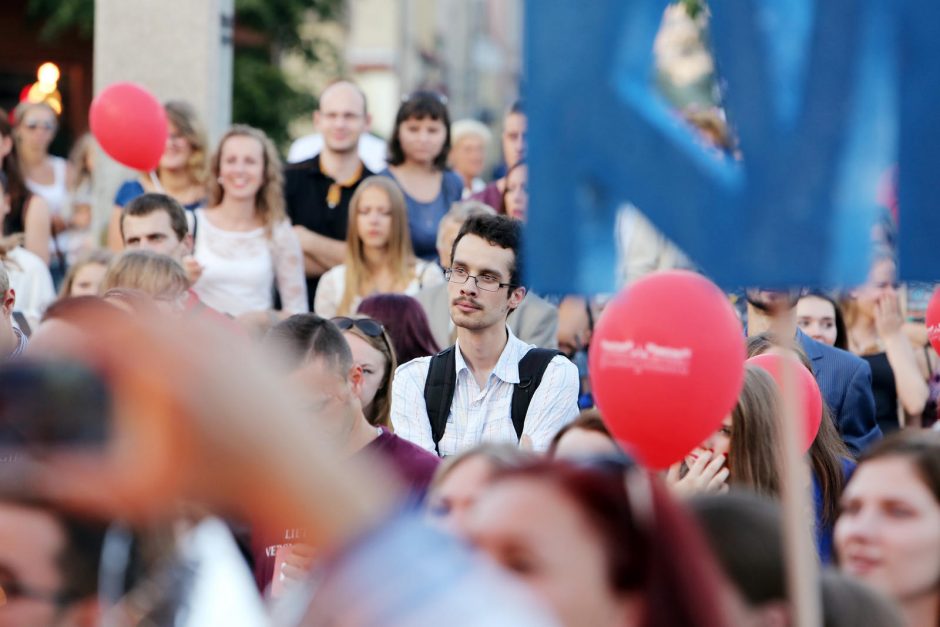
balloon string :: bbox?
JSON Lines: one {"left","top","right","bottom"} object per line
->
{"left": 148, "top": 170, "right": 164, "bottom": 192}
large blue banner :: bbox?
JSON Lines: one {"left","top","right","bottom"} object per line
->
{"left": 525, "top": 0, "right": 939, "bottom": 294}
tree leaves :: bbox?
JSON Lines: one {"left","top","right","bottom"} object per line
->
{"left": 24, "top": 0, "right": 343, "bottom": 149}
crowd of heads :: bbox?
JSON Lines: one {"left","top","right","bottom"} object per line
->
{"left": 0, "top": 65, "right": 937, "bottom": 627}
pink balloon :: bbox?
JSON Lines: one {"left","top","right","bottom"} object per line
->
{"left": 927, "top": 288, "right": 940, "bottom": 355}
{"left": 89, "top": 83, "right": 167, "bottom": 171}
{"left": 746, "top": 353, "right": 823, "bottom": 452}
{"left": 588, "top": 271, "right": 746, "bottom": 469}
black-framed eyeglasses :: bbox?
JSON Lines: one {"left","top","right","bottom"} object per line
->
{"left": 331, "top": 317, "right": 384, "bottom": 338}
{"left": 444, "top": 267, "right": 516, "bottom": 292}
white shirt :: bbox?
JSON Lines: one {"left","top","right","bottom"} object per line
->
{"left": 25, "top": 156, "right": 69, "bottom": 218}
{"left": 179, "top": 518, "right": 269, "bottom": 627}
{"left": 391, "top": 328, "right": 579, "bottom": 456}
{"left": 192, "top": 209, "right": 309, "bottom": 317}
{"left": 25, "top": 156, "right": 84, "bottom": 260}
{"left": 314, "top": 259, "right": 444, "bottom": 318}
{"left": 4, "top": 247, "right": 55, "bottom": 329}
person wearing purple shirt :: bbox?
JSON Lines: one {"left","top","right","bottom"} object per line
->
{"left": 251, "top": 314, "right": 439, "bottom": 591}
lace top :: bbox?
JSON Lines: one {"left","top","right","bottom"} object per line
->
{"left": 191, "top": 209, "right": 308, "bottom": 317}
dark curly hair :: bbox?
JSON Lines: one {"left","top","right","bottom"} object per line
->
{"left": 450, "top": 214, "right": 523, "bottom": 288}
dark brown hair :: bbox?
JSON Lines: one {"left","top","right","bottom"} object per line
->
{"left": 548, "top": 409, "right": 616, "bottom": 456}
{"left": 856, "top": 429, "right": 940, "bottom": 505}
{"left": 121, "top": 193, "right": 189, "bottom": 243}
{"left": 387, "top": 91, "right": 451, "bottom": 169}
{"left": 0, "top": 108, "right": 31, "bottom": 235}
{"left": 727, "top": 365, "right": 783, "bottom": 498}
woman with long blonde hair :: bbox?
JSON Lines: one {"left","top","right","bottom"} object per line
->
{"left": 190, "top": 125, "right": 307, "bottom": 318}
{"left": 314, "top": 176, "right": 443, "bottom": 317}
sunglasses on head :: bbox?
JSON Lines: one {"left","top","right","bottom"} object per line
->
{"left": 331, "top": 317, "right": 384, "bottom": 338}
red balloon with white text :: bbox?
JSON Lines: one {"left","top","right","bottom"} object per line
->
{"left": 588, "top": 270, "right": 746, "bottom": 469}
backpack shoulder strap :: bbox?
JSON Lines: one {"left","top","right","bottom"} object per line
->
{"left": 423, "top": 346, "right": 457, "bottom": 456}
{"left": 11, "top": 312, "right": 31, "bottom": 338}
{"left": 511, "top": 348, "right": 563, "bottom": 441}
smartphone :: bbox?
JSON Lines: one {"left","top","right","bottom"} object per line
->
{"left": 0, "top": 359, "right": 112, "bottom": 449}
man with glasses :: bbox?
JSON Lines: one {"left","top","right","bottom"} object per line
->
{"left": 392, "top": 215, "right": 579, "bottom": 456}
{"left": 286, "top": 81, "right": 375, "bottom": 311}
{"left": 0, "top": 500, "right": 105, "bottom": 627}
{"left": 417, "top": 201, "right": 558, "bottom": 349}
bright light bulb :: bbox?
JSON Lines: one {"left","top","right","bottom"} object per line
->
{"left": 37, "top": 62, "right": 60, "bottom": 90}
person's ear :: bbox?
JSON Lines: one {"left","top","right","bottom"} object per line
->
{"left": 508, "top": 285, "right": 526, "bottom": 310}
{"left": 182, "top": 232, "right": 194, "bottom": 255}
{"left": 364, "top": 113, "right": 372, "bottom": 132}
{"left": 349, "top": 363, "right": 364, "bottom": 395}
{"left": 2, "top": 289, "right": 15, "bottom": 317}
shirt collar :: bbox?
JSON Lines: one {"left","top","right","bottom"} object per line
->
{"left": 454, "top": 326, "right": 526, "bottom": 384}
{"left": 9, "top": 327, "right": 27, "bottom": 359}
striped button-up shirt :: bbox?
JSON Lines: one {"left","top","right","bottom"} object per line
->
{"left": 8, "top": 327, "right": 27, "bottom": 359}
{"left": 391, "top": 328, "right": 579, "bottom": 457}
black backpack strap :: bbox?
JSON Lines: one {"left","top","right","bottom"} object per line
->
{"left": 511, "top": 348, "right": 563, "bottom": 441}
{"left": 423, "top": 346, "right": 457, "bottom": 456}
{"left": 11, "top": 312, "right": 31, "bottom": 338}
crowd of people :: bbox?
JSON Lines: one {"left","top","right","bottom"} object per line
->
{"left": 0, "top": 72, "right": 939, "bottom": 627}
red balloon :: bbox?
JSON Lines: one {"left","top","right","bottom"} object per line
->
{"left": 927, "top": 288, "right": 940, "bottom": 355}
{"left": 746, "top": 353, "right": 822, "bottom": 452}
{"left": 588, "top": 271, "right": 746, "bottom": 469}
{"left": 89, "top": 83, "right": 167, "bottom": 171}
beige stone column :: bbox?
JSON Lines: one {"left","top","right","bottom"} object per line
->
{"left": 92, "top": 0, "right": 234, "bottom": 233}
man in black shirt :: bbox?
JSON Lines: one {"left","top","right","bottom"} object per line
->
{"left": 286, "top": 81, "right": 374, "bottom": 310}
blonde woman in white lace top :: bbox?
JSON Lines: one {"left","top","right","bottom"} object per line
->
{"left": 192, "top": 126, "right": 307, "bottom": 317}
{"left": 315, "top": 176, "right": 443, "bottom": 317}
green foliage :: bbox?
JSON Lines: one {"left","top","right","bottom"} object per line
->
{"left": 25, "top": 0, "right": 94, "bottom": 40}
{"left": 678, "top": 0, "right": 707, "bottom": 20}
{"left": 24, "top": 0, "right": 343, "bottom": 149}
{"left": 235, "top": 0, "right": 342, "bottom": 62}
{"left": 232, "top": 50, "right": 316, "bottom": 148}
{"left": 233, "top": 0, "right": 344, "bottom": 148}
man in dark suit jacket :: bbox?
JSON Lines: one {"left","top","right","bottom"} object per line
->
{"left": 747, "top": 290, "right": 882, "bottom": 456}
